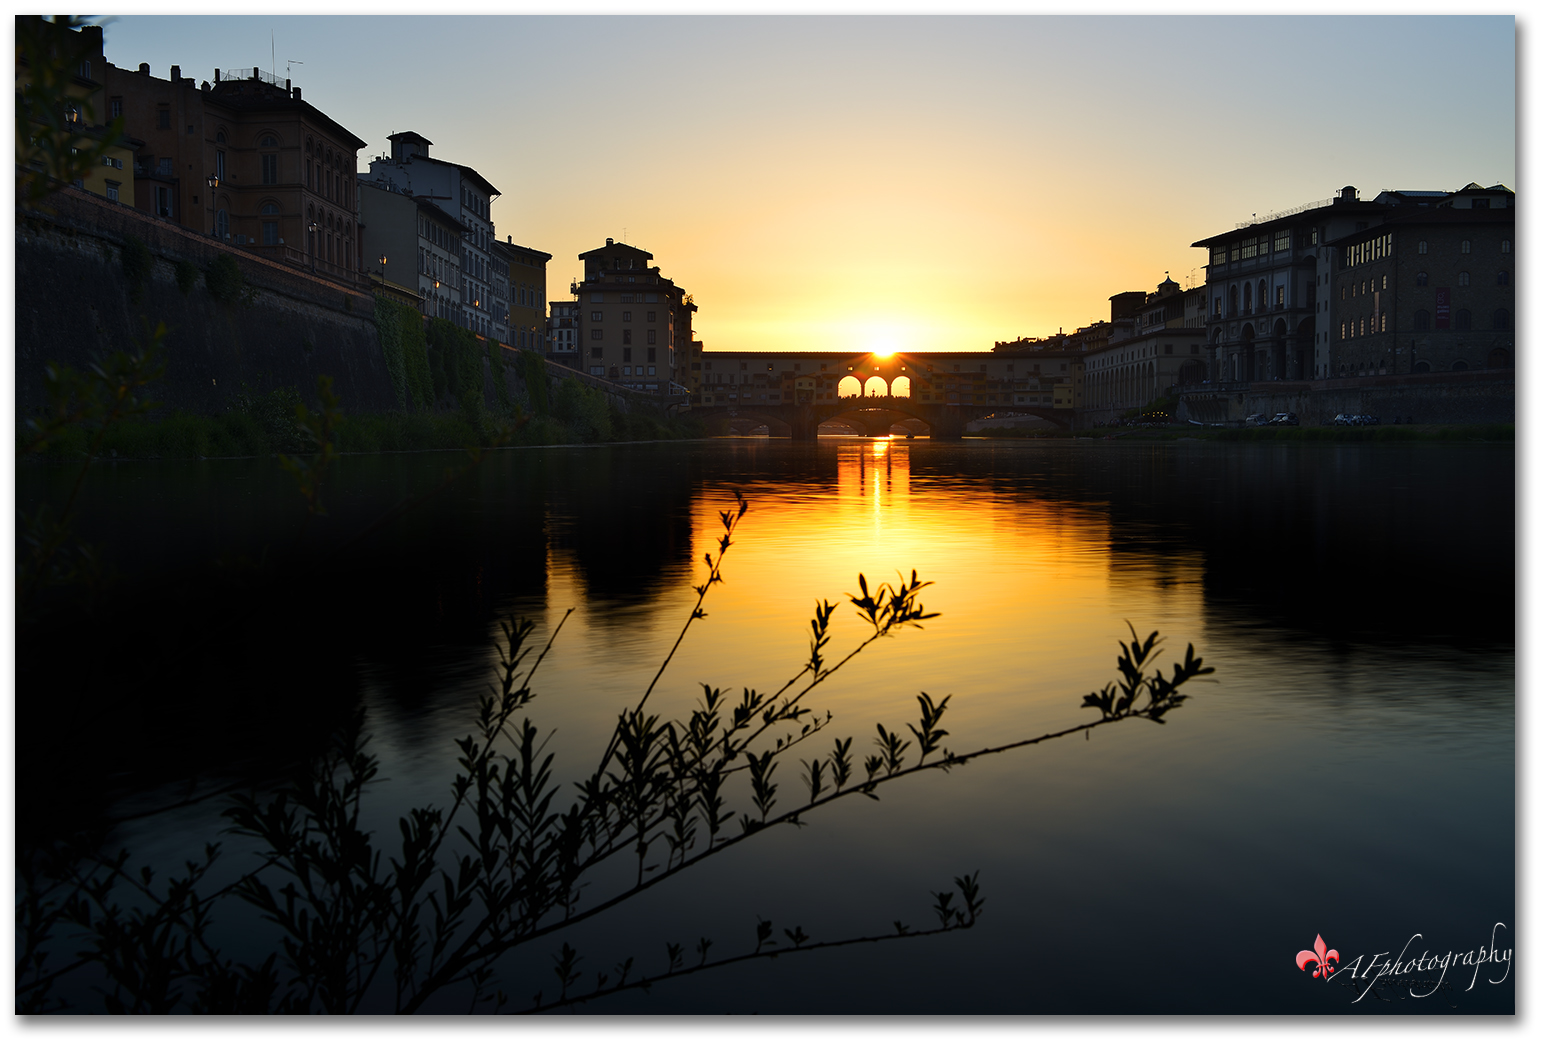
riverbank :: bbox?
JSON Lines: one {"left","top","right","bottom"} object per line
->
{"left": 972, "top": 422, "right": 1514, "bottom": 443}
{"left": 19, "top": 385, "right": 706, "bottom": 461}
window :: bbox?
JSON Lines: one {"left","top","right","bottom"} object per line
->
{"left": 1416, "top": 272, "right": 1428, "bottom": 286}
{"left": 1381, "top": 312, "right": 1387, "bottom": 333}
{"left": 216, "top": 209, "right": 229, "bottom": 239}
{"left": 1497, "top": 271, "right": 1511, "bottom": 286}
{"left": 154, "top": 186, "right": 171, "bottom": 217}
{"left": 1492, "top": 308, "right": 1510, "bottom": 331}
{"left": 216, "top": 150, "right": 225, "bottom": 181}
{"left": 1461, "top": 240, "right": 1472, "bottom": 254}
{"left": 622, "top": 330, "right": 632, "bottom": 344}
{"left": 1457, "top": 309, "right": 1473, "bottom": 332}
{"left": 646, "top": 330, "right": 657, "bottom": 344}
{"left": 157, "top": 108, "right": 170, "bottom": 129}
{"left": 590, "top": 347, "right": 602, "bottom": 358}
{"left": 1273, "top": 229, "right": 1290, "bottom": 252}
{"left": 1212, "top": 247, "right": 1227, "bottom": 266}
{"left": 1459, "top": 272, "right": 1470, "bottom": 287}
{"left": 1275, "top": 285, "right": 1285, "bottom": 306}
{"left": 263, "top": 222, "right": 279, "bottom": 245}
{"left": 623, "top": 311, "right": 632, "bottom": 322}
{"left": 1417, "top": 240, "right": 1428, "bottom": 255}
{"left": 590, "top": 329, "right": 603, "bottom": 340}
{"left": 109, "top": 97, "right": 122, "bottom": 118}
{"left": 1502, "top": 240, "right": 1512, "bottom": 254}
{"left": 647, "top": 347, "right": 657, "bottom": 363}
{"left": 622, "top": 346, "right": 632, "bottom": 362}
{"left": 105, "top": 180, "right": 120, "bottom": 202}
{"left": 156, "top": 157, "right": 172, "bottom": 176}
{"left": 591, "top": 311, "right": 602, "bottom": 322}
{"left": 1414, "top": 310, "right": 1430, "bottom": 331}
{"left": 647, "top": 311, "right": 656, "bottom": 322}
{"left": 261, "top": 154, "right": 278, "bottom": 184}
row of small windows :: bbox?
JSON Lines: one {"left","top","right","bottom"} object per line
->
{"left": 1414, "top": 239, "right": 1511, "bottom": 255}
{"left": 1341, "top": 308, "right": 1510, "bottom": 336}
{"left": 1413, "top": 271, "right": 1511, "bottom": 287}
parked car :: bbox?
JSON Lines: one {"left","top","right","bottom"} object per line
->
{"left": 1244, "top": 413, "right": 1269, "bottom": 427}
{"left": 1332, "top": 414, "right": 1355, "bottom": 426}
{"left": 1270, "top": 412, "right": 1300, "bottom": 427}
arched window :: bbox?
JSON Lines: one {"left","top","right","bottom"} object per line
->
{"left": 1414, "top": 310, "right": 1430, "bottom": 331}
{"left": 216, "top": 208, "right": 229, "bottom": 239}
{"left": 1492, "top": 308, "right": 1510, "bottom": 330}
{"left": 261, "top": 202, "right": 279, "bottom": 214}
{"left": 1488, "top": 348, "right": 1510, "bottom": 368}
{"left": 1458, "top": 272, "right": 1470, "bottom": 286}
{"left": 260, "top": 135, "right": 278, "bottom": 148}
{"left": 1229, "top": 286, "right": 1239, "bottom": 316}
{"left": 837, "top": 376, "right": 862, "bottom": 399}
{"left": 863, "top": 376, "right": 888, "bottom": 397}
{"left": 890, "top": 376, "right": 911, "bottom": 398}
{"left": 1417, "top": 240, "right": 1428, "bottom": 255}
{"left": 1497, "top": 271, "right": 1510, "bottom": 286}
{"left": 1452, "top": 360, "right": 1469, "bottom": 372}
{"left": 1461, "top": 239, "right": 1472, "bottom": 254}
{"left": 215, "top": 129, "right": 226, "bottom": 144}
{"left": 1416, "top": 272, "right": 1428, "bottom": 286}
{"left": 1257, "top": 280, "right": 1267, "bottom": 309}
{"left": 1413, "top": 360, "right": 1431, "bottom": 373}
{"left": 1456, "top": 309, "right": 1473, "bottom": 332}
{"left": 306, "top": 137, "right": 313, "bottom": 155}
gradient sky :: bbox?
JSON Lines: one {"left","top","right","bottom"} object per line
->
{"left": 94, "top": 13, "right": 1516, "bottom": 358}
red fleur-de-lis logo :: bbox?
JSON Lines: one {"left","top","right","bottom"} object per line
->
{"left": 1296, "top": 934, "right": 1339, "bottom": 979}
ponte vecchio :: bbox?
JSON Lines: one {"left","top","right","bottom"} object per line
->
{"left": 679, "top": 348, "right": 1079, "bottom": 440}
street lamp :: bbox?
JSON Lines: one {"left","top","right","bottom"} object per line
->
{"left": 308, "top": 221, "right": 319, "bottom": 273}
{"left": 206, "top": 173, "right": 219, "bottom": 236}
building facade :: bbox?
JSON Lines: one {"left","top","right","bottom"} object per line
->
{"left": 502, "top": 239, "right": 552, "bottom": 352}
{"left": 16, "top": 21, "right": 139, "bottom": 207}
{"left": 548, "top": 301, "right": 581, "bottom": 369}
{"left": 575, "top": 238, "right": 689, "bottom": 392}
{"left": 1325, "top": 193, "right": 1514, "bottom": 377}
{"left": 357, "top": 177, "right": 468, "bottom": 322}
{"left": 100, "top": 63, "right": 366, "bottom": 281}
{"left": 1191, "top": 186, "right": 1416, "bottom": 384}
{"left": 367, "top": 132, "right": 501, "bottom": 337}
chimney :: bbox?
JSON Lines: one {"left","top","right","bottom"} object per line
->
{"left": 292, "top": 86, "right": 300, "bottom": 100}
{"left": 214, "top": 68, "right": 220, "bottom": 81}
{"left": 606, "top": 237, "right": 614, "bottom": 246}
{"left": 139, "top": 62, "right": 150, "bottom": 74}
{"left": 285, "top": 78, "right": 291, "bottom": 92}
{"left": 170, "top": 65, "right": 180, "bottom": 80}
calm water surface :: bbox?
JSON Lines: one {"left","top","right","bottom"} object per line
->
{"left": 20, "top": 438, "right": 1514, "bottom": 1013}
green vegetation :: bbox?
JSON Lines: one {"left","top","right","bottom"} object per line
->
{"left": 203, "top": 253, "right": 254, "bottom": 307}
{"left": 174, "top": 258, "right": 200, "bottom": 297}
{"left": 119, "top": 235, "right": 152, "bottom": 303}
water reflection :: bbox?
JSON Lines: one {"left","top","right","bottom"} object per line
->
{"left": 17, "top": 438, "right": 1513, "bottom": 1013}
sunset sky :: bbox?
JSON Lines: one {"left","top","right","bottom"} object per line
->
{"left": 95, "top": 10, "right": 1517, "bottom": 358}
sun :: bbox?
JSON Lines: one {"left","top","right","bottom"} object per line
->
{"left": 869, "top": 340, "right": 898, "bottom": 359}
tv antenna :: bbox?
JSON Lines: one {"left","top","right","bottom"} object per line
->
{"left": 287, "top": 58, "right": 304, "bottom": 77}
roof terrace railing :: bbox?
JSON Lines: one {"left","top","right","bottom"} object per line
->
{"left": 219, "top": 68, "right": 284, "bottom": 87}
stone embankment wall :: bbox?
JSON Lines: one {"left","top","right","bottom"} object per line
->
{"left": 1172, "top": 372, "right": 1514, "bottom": 426}
{"left": 15, "top": 188, "right": 642, "bottom": 417}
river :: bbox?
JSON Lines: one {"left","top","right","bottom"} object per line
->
{"left": 16, "top": 436, "right": 1515, "bottom": 1013}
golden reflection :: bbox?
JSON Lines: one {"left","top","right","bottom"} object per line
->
{"left": 667, "top": 447, "right": 1206, "bottom": 742}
